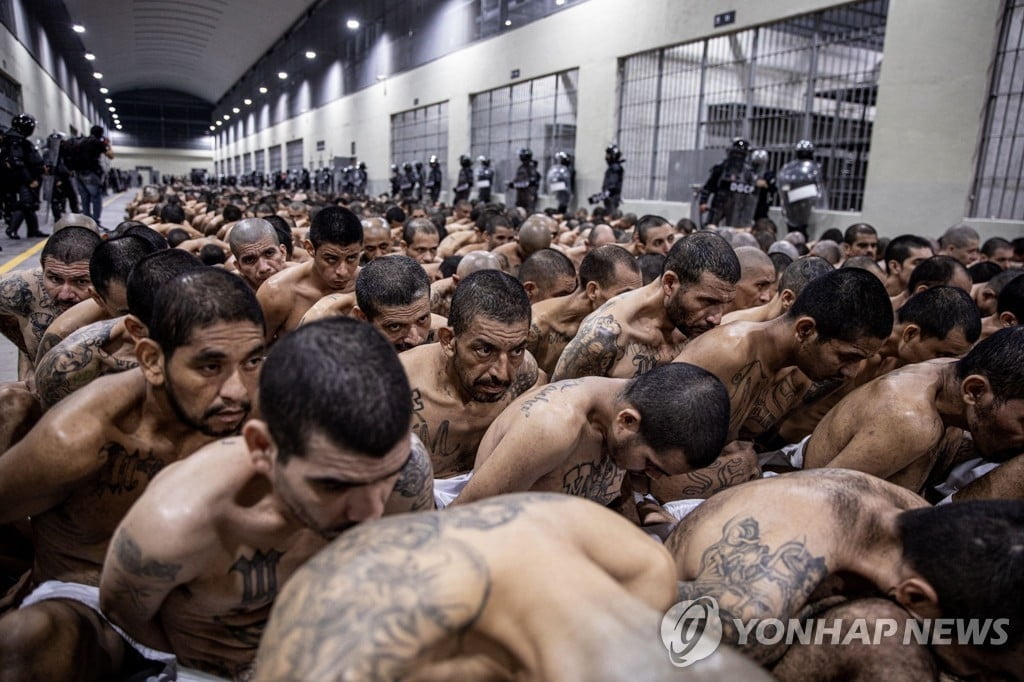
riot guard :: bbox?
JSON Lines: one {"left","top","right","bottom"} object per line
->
{"left": 698, "top": 138, "right": 758, "bottom": 228}
{"left": 354, "top": 162, "right": 368, "bottom": 197}
{"left": 390, "top": 164, "right": 403, "bottom": 197}
{"left": 476, "top": 155, "right": 494, "bottom": 202}
{"left": 777, "top": 140, "right": 827, "bottom": 235}
{"left": 1, "top": 114, "right": 46, "bottom": 239}
{"left": 546, "top": 151, "right": 573, "bottom": 214}
{"left": 453, "top": 154, "right": 473, "bottom": 202}
{"left": 750, "top": 149, "right": 777, "bottom": 221}
{"left": 508, "top": 148, "right": 538, "bottom": 211}
{"left": 425, "top": 155, "right": 442, "bottom": 204}
{"left": 400, "top": 162, "right": 417, "bottom": 200}
{"left": 413, "top": 160, "right": 425, "bottom": 201}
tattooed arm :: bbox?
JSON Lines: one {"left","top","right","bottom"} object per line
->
{"left": 385, "top": 434, "right": 436, "bottom": 513}
{"left": 510, "top": 350, "right": 544, "bottom": 398}
{"left": 0, "top": 271, "right": 34, "bottom": 320}
{"left": 35, "top": 318, "right": 136, "bottom": 409}
{"left": 650, "top": 443, "right": 761, "bottom": 502}
{"left": 551, "top": 313, "right": 622, "bottom": 381}
{"left": 100, "top": 526, "right": 200, "bottom": 653}
{"left": 674, "top": 516, "right": 829, "bottom": 665}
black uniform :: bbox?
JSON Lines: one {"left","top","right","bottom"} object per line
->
{"left": 1, "top": 129, "right": 45, "bottom": 238}
{"left": 454, "top": 166, "right": 473, "bottom": 203}
{"left": 511, "top": 161, "right": 539, "bottom": 211}
{"left": 425, "top": 165, "right": 442, "bottom": 203}
{"left": 601, "top": 160, "right": 624, "bottom": 212}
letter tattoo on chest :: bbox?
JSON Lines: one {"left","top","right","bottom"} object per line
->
{"left": 230, "top": 548, "right": 284, "bottom": 606}
{"left": 93, "top": 442, "right": 167, "bottom": 498}
{"left": 561, "top": 454, "right": 622, "bottom": 503}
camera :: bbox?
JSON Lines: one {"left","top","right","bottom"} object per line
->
{"left": 588, "top": 191, "right": 608, "bottom": 205}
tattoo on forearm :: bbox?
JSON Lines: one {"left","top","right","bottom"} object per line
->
{"left": 35, "top": 319, "right": 136, "bottom": 407}
{"left": 113, "top": 529, "right": 182, "bottom": 580}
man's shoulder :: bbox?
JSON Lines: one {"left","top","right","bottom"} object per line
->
{"left": 401, "top": 343, "right": 442, "bottom": 376}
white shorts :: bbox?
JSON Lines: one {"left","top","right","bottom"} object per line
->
{"left": 758, "top": 434, "right": 810, "bottom": 470}
{"left": 433, "top": 471, "right": 474, "bottom": 508}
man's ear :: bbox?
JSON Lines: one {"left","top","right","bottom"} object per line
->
{"left": 891, "top": 577, "right": 942, "bottom": 620}
{"left": 900, "top": 323, "right": 921, "bottom": 345}
{"left": 614, "top": 407, "right": 642, "bottom": 436}
{"left": 961, "top": 374, "right": 991, "bottom": 406}
{"left": 304, "top": 240, "right": 315, "bottom": 258}
{"left": 999, "top": 311, "right": 1019, "bottom": 328}
{"left": 89, "top": 290, "right": 110, "bottom": 317}
{"left": 913, "top": 284, "right": 929, "bottom": 295}
{"left": 779, "top": 288, "right": 797, "bottom": 311}
{"left": 585, "top": 280, "right": 600, "bottom": 303}
{"left": 887, "top": 260, "right": 900, "bottom": 277}
{"left": 135, "top": 337, "right": 166, "bottom": 386}
{"left": 842, "top": 242, "right": 852, "bottom": 257}
{"left": 243, "top": 420, "right": 275, "bottom": 474}
{"left": 437, "top": 327, "right": 456, "bottom": 357}
{"left": 522, "top": 281, "right": 538, "bottom": 303}
{"left": 661, "top": 269, "right": 678, "bottom": 297}
{"left": 123, "top": 314, "right": 148, "bottom": 342}
{"left": 794, "top": 316, "right": 817, "bottom": 343}
{"left": 352, "top": 306, "right": 368, "bottom": 322}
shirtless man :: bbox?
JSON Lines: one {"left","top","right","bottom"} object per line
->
{"left": 401, "top": 270, "right": 541, "bottom": 482}
{"left": 722, "top": 256, "right": 832, "bottom": 324}
{"left": 227, "top": 217, "right": 287, "bottom": 290}
{"left": 301, "top": 256, "right": 446, "bottom": 351}
{"left": 257, "top": 494, "right": 768, "bottom": 681}
{"left": 776, "top": 286, "right": 981, "bottom": 444}
{"left": 666, "top": 470, "right": 1023, "bottom": 678}
{"left": 553, "top": 232, "right": 739, "bottom": 381}
{"left": 400, "top": 217, "right": 441, "bottom": 266}
{"left": 839, "top": 222, "right": 878, "bottom": 261}
{"left": 726, "top": 246, "right": 776, "bottom": 313}
{"left": 938, "top": 223, "right": 981, "bottom": 266}
{"left": 257, "top": 205, "right": 362, "bottom": 342}
{"left": 528, "top": 245, "right": 641, "bottom": 375}
{"left": 455, "top": 363, "right": 729, "bottom": 507}
{"left": 980, "top": 274, "right": 1023, "bottom": 340}
{"left": 974, "top": 269, "right": 1022, "bottom": 317}
{"left": 429, "top": 250, "right": 502, "bottom": 317}
{"left": 99, "top": 318, "right": 433, "bottom": 679}
{"left": 883, "top": 234, "right": 934, "bottom": 296}
{"left": 890, "top": 255, "right": 972, "bottom": 309}
{"left": 34, "top": 236, "right": 158, "bottom": 362}
{"left": 492, "top": 214, "right": 553, "bottom": 275}
{"left": 518, "top": 248, "right": 578, "bottom": 303}
{"left": 360, "top": 217, "right": 391, "bottom": 263}
{"left": 34, "top": 250, "right": 204, "bottom": 409}
{"left": 627, "top": 215, "right": 676, "bottom": 256}
{"left": 0, "top": 268, "right": 264, "bottom": 680}
{"left": 0, "top": 227, "right": 101, "bottom": 371}
{"left": 803, "top": 326, "right": 1024, "bottom": 494}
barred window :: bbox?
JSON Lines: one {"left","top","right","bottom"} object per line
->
{"left": 268, "top": 145, "right": 282, "bottom": 173}
{"left": 617, "top": 0, "right": 887, "bottom": 211}
{"left": 971, "top": 0, "right": 1024, "bottom": 219}
{"left": 285, "top": 139, "right": 304, "bottom": 170}
{"left": 233, "top": 155, "right": 241, "bottom": 175}
{"left": 243, "top": 152, "right": 252, "bottom": 173}
{"left": 254, "top": 149, "right": 265, "bottom": 174}
{"left": 391, "top": 101, "right": 449, "bottom": 177}
{"left": 470, "top": 70, "right": 578, "bottom": 191}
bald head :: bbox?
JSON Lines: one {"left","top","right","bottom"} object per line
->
{"left": 810, "top": 240, "right": 842, "bottom": 265}
{"left": 456, "top": 251, "right": 502, "bottom": 279}
{"left": 588, "top": 224, "right": 617, "bottom": 248}
{"left": 361, "top": 217, "right": 391, "bottom": 262}
{"left": 518, "top": 215, "right": 554, "bottom": 256}
{"left": 55, "top": 213, "right": 100, "bottom": 234}
{"left": 730, "top": 246, "right": 777, "bottom": 311}
{"left": 227, "top": 218, "right": 286, "bottom": 289}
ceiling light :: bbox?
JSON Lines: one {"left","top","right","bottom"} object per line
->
{"left": 209, "top": 125, "right": 215, "bottom": 131}
{"left": 99, "top": 87, "right": 108, "bottom": 94}
{"left": 84, "top": 52, "right": 96, "bottom": 61}
{"left": 258, "top": 86, "right": 268, "bottom": 94}
{"left": 108, "top": 106, "right": 116, "bottom": 112}
{"left": 555, "top": 0, "right": 565, "bottom": 4}
{"left": 93, "top": 72, "right": 103, "bottom": 79}
{"left": 504, "top": 19, "right": 512, "bottom": 26}
{"left": 115, "top": 125, "right": 122, "bottom": 130}
{"left": 305, "top": 50, "right": 316, "bottom": 59}
{"left": 346, "top": 19, "right": 360, "bottom": 30}
{"left": 216, "top": 120, "right": 223, "bottom": 126}
{"left": 104, "top": 98, "right": 112, "bottom": 104}
{"left": 277, "top": 71, "right": 288, "bottom": 80}
{"left": 223, "top": 114, "right": 230, "bottom": 120}
{"left": 243, "top": 98, "right": 252, "bottom": 105}
{"left": 232, "top": 107, "right": 240, "bottom": 113}
{"left": 72, "top": 24, "right": 85, "bottom": 33}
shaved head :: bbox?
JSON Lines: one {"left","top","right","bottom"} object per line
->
{"left": 735, "top": 246, "right": 772, "bottom": 270}
{"left": 518, "top": 215, "right": 554, "bottom": 256}
{"left": 457, "top": 251, "right": 502, "bottom": 279}
{"left": 588, "top": 224, "right": 616, "bottom": 248}
{"left": 228, "top": 218, "right": 279, "bottom": 257}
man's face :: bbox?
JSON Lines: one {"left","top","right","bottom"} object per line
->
{"left": 591, "top": 264, "right": 643, "bottom": 308}
{"left": 796, "top": 331, "right": 881, "bottom": 382}
{"left": 454, "top": 205, "right": 470, "bottom": 221}
{"left": 370, "top": 296, "right": 432, "bottom": 352}
{"left": 664, "top": 273, "right": 736, "bottom": 336}
{"left": 966, "top": 393, "right": 1024, "bottom": 460}
{"left": 361, "top": 228, "right": 391, "bottom": 263}
{"left": 449, "top": 316, "right": 529, "bottom": 403}
{"left": 891, "top": 247, "right": 934, "bottom": 288}
{"left": 640, "top": 225, "right": 676, "bottom": 256}
{"left": 162, "top": 320, "right": 264, "bottom": 437}
{"left": 272, "top": 430, "right": 411, "bottom": 539}
{"left": 235, "top": 237, "right": 286, "bottom": 289}
{"left": 946, "top": 239, "right": 980, "bottom": 266}
{"left": 897, "top": 327, "right": 972, "bottom": 365}
{"left": 42, "top": 258, "right": 92, "bottom": 312}
{"left": 986, "top": 246, "right": 1014, "bottom": 270}
{"left": 406, "top": 231, "right": 439, "bottom": 264}
{"left": 310, "top": 242, "right": 361, "bottom": 292}
{"left": 611, "top": 432, "right": 688, "bottom": 479}
{"left": 488, "top": 226, "right": 515, "bottom": 250}
{"left": 732, "top": 263, "right": 776, "bottom": 311}
{"left": 845, "top": 233, "right": 878, "bottom": 259}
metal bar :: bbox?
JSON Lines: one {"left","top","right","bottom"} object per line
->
{"left": 804, "top": 12, "right": 821, "bottom": 143}
{"left": 744, "top": 28, "right": 759, "bottom": 141}
{"left": 995, "top": 2, "right": 1024, "bottom": 218}
{"left": 696, "top": 38, "right": 709, "bottom": 149}
{"left": 649, "top": 48, "right": 666, "bottom": 199}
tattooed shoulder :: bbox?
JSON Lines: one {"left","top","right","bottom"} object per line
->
{"left": 552, "top": 314, "right": 623, "bottom": 380}
{"left": 393, "top": 434, "right": 435, "bottom": 511}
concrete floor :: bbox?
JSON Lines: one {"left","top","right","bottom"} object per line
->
{"left": 0, "top": 190, "right": 133, "bottom": 382}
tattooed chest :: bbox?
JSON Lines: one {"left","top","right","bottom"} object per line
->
{"left": 412, "top": 392, "right": 484, "bottom": 476}
{"left": 740, "top": 372, "right": 803, "bottom": 439}
{"left": 619, "top": 342, "right": 682, "bottom": 378}
{"left": 560, "top": 454, "right": 625, "bottom": 505}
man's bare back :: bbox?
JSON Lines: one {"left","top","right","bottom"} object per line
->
{"left": 257, "top": 261, "right": 340, "bottom": 342}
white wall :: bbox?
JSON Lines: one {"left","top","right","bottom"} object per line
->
{"left": 213, "top": 0, "right": 1021, "bottom": 239}
{"left": 110, "top": 145, "right": 213, "bottom": 178}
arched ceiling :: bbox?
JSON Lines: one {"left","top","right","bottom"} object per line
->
{"left": 60, "top": 0, "right": 321, "bottom": 104}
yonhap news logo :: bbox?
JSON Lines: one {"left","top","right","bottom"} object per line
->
{"left": 659, "top": 597, "right": 724, "bottom": 667}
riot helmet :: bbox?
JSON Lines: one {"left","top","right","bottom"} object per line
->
{"left": 750, "top": 149, "right": 769, "bottom": 169}
{"left": 729, "top": 138, "right": 751, "bottom": 158}
{"left": 605, "top": 144, "right": 621, "bottom": 163}
{"left": 10, "top": 113, "right": 36, "bottom": 137}
{"left": 414, "top": 160, "right": 423, "bottom": 170}
{"left": 391, "top": 164, "right": 398, "bottom": 172}
{"left": 460, "top": 154, "right": 472, "bottom": 167}
{"left": 795, "top": 139, "right": 815, "bottom": 159}
{"left": 478, "top": 155, "right": 491, "bottom": 167}
{"left": 555, "top": 151, "right": 570, "bottom": 166}
{"left": 359, "top": 161, "right": 367, "bottom": 170}
{"left": 429, "top": 154, "right": 439, "bottom": 167}
{"left": 518, "top": 148, "right": 532, "bottom": 163}
{"left": 403, "top": 162, "right": 412, "bottom": 172}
